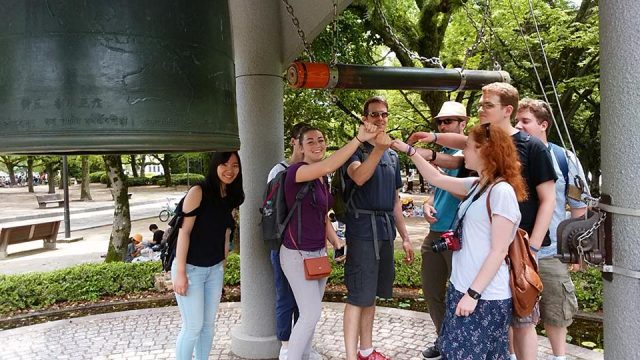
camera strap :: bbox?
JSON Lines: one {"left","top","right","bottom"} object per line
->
{"left": 450, "top": 180, "right": 490, "bottom": 236}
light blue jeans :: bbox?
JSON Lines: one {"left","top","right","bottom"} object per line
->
{"left": 171, "top": 261, "right": 224, "bottom": 360}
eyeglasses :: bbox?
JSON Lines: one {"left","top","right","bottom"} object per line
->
{"left": 435, "top": 118, "right": 463, "bottom": 126}
{"left": 367, "top": 111, "right": 389, "bottom": 118}
{"left": 477, "top": 102, "right": 504, "bottom": 110}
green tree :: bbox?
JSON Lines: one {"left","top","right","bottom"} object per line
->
{"left": 103, "top": 155, "right": 131, "bottom": 262}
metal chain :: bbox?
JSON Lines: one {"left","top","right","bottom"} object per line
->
{"left": 461, "top": 0, "right": 500, "bottom": 71}
{"left": 373, "top": 0, "right": 443, "bottom": 68}
{"left": 575, "top": 210, "right": 607, "bottom": 266}
{"left": 331, "top": 0, "right": 339, "bottom": 66}
{"left": 282, "top": 0, "right": 316, "bottom": 62}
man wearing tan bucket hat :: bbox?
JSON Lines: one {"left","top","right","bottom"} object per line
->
{"left": 415, "top": 101, "right": 467, "bottom": 360}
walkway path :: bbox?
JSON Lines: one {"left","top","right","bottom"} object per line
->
{"left": 1, "top": 302, "right": 602, "bottom": 360}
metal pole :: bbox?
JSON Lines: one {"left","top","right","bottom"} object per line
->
{"left": 62, "top": 155, "right": 71, "bottom": 238}
{"left": 601, "top": 1, "right": 640, "bottom": 358}
{"left": 287, "top": 62, "right": 511, "bottom": 91}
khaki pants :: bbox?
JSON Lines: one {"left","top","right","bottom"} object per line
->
{"left": 421, "top": 230, "right": 453, "bottom": 335}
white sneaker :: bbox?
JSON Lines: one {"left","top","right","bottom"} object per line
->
{"left": 279, "top": 347, "right": 288, "bottom": 360}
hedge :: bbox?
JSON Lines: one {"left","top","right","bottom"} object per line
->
{"left": 0, "top": 253, "right": 603, "bottom": 315}
{"left": 156, "top": 173, "right": 205, "bottom": 186}
{"left": 89, "top": 171, "right": 105, "bottom": 183}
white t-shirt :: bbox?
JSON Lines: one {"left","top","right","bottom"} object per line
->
{"left": 267, "top": 161, "right": 288, "bottom": 183}
{"left": 450, "top": 178, "right": 521, "bottom": 300}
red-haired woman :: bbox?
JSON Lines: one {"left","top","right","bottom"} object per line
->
{"left": 392, "top": 124, "right": 527, "bottom": 359}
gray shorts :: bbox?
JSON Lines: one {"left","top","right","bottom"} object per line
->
{"left": 538, "top": 257, "right": 578, "bottom": 327}
{"left": 344, "top": 238, "right": 395, "bottom": 307}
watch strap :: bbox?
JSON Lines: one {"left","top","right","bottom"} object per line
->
{"left": 467, "top": 287, "right": 481, "bottom": 300}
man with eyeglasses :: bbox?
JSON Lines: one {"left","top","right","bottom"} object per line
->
{"left": 515, "top": 98, "right": 587, "bottom": 360}
{"left": 409, "top": 83, "right": 557, "bottom": 360}
{"left": 341, "top": 95, "right": 414, "bottom": 360}
{"left": 414, "top": 101, "right": 468, "bottom": 360}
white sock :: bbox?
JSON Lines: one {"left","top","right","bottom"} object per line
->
{"left": 509, "top": 354, "right": 517, "bottom": 360}
{"left": 359, "top": 348, "right": 374, "bottom": 357}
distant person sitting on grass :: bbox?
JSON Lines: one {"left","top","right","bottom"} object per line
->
{"left": 125, "top": 233, "right": 144, "bottom": 262}
{"left": 149, "top": 224, "right": 165, "bottom": 251}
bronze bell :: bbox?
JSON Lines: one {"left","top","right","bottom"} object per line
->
{"left": 0, "top": 0, "right": 239, "bottom": 154}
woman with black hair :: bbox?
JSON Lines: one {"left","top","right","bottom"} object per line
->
{"left": 171, "top": 151, "right": 244, "bottom": 360}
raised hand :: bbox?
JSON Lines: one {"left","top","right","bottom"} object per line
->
{"left": 407, "top": 132, "right": 435, "bottom": 145}
{"left": 356, "top": 122, "right": 379, "bottom": 142}
{"left": 391, "top": 139, "right": 410, "bottom": 154}
{"left": 374, "top": 132, "right": 392, "bottom": 149}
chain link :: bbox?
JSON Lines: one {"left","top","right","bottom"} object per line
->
{"left": 282, "top": 0, "right": 316, "bottom": 62}
{"left": 575, "top": 210, "right": 607, "bottom": 266}
{"left": 373, "top": 0, "right": 443, "bottom": 68}
{"left": 331, "top": 0, "right": 339, "bottom": 66}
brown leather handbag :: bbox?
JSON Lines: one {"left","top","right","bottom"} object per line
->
{"left": 486, "top": 182, "right": 543, "bottom": 318}
{"left": 303, "top": 256, "right": 332, "bottom": 280}
{"left": 289, "top": 226, "right": 332, "bottom": 281}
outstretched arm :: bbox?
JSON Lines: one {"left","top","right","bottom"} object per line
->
{"left": 415, "top": 148, "right": 465, "bottom": 170}
{"left": 407, "top": 132, "right": 468, "bottom": 150}
{"left": 295, "top": 123, "right": 379, "bottom": 183}
{"left": 392, "top": 140, "right": 468, "bottom": 198}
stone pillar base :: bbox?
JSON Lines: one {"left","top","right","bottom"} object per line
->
{"left": 231, "top": 326, "right": 280, "bottom": 359}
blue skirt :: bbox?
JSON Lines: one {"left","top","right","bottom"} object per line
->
{"left": 437, "top": 283, "right": 512, "bottom": 360}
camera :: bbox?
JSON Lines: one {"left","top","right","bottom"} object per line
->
{"left": 431, "top": 230, "right": 461, "bottom": 253}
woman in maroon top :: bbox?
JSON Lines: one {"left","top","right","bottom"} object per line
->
{"left": 279, "top": 124, "right": 379, "bottom": 360}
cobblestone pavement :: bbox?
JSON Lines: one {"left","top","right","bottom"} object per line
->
{"left": 1, "top": 302, "right": 602, "bottom": 360}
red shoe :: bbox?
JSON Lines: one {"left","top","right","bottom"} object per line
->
{"left": 357, "top": 350, "right": 391, "bottom": 360}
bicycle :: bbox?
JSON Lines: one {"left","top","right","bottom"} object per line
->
{"left": 158, "top": 197, "right": 179, "bottom": 222}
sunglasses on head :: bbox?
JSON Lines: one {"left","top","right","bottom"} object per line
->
{"left": 435, "top": 118, "right": 463, "bottom": 126}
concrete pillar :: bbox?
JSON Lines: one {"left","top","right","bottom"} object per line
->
{"left": 229, "top": 0, "right": 283, "bottom": 358}
{"left": 600, "top": 1, "right": 640, "bottom": 359}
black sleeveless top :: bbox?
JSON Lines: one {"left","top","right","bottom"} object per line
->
{"left": 186, "top": 193, "right": 234, "bottom": 267}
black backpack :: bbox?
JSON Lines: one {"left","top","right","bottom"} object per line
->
{"left": 260, "top": 166, "right": 314, "bottom": 250}
{"left": 160, "top": 197, "right": 200, "bottom": 272}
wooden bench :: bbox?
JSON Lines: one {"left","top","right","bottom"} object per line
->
{"left": 35, "top": 193, "right": 64, "bottom": 208}
{"left": 0, "top": 220, "right": 61, "bottom": 259}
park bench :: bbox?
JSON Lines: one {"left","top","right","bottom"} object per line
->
{"left": 0, "top": 220, "right": 61, "bottom": 259}
{"left": 35, "top": 193, "right": 64, "bottom": 208}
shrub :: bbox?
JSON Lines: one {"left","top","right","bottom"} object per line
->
{"left": 156, "top": 173, "right": 205, "bottom": 186}
{"left": 128, "top": 177, "right": 153, "bottom": 187}
{"left": 100, "top": 173, "right": 110, "bottom": 184}
{"left": 0, "top": 261, "right": 161, "bottom": 314}
{"left": 571, "top": 266, "right": 603, "bottom": 313}
{"left": 89, "top": 171, "right": 105, "bottom": 183}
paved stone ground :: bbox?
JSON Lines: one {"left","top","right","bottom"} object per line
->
{"left": 1, "top": 303, "right": 602, "bottom": 360}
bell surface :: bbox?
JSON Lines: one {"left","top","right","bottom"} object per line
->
{"left": 0, "top": 0, "right": 239, "bottom": 154}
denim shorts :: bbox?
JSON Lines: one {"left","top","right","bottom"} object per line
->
{"left": 437, "top": 285, "right": 512, "bottom": 359}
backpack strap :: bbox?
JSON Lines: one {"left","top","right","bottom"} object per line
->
{"left": 549, "top": 143, "right": 569, "bottom": 193}
{"left": 278, "top": 181, "right": 314, "bottom": 244}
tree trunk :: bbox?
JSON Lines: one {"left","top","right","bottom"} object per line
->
{"left": 46, "top": 164, "right": 56, "bottom": 194}
{"left": 27, "top": 156, "right": 34, "bottom": 192}
{"left": 58, "top": 168, "right": 64, "bottom": 190}
{"left": 139, "top": 157, "right": 146, "bottom": 178}
{"left": 130, "top": 154, "right": 139, "bottom": 178}
{"left": 7, "top": 166, "right": 16, "bottom": 186}
{"left": 80, "top": 155, "right": 93, "bottom": 201}
{"left": 102, "top": 157, "right": 112, "bottom": 188}
{"left": 103, "top": 154, "right": 131, "bottom": 262}
{"left": 161, "top": 154, "right": 172, "bottom": 187}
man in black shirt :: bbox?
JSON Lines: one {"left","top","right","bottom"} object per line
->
{"left": 408, "top": 82, "right": 556, "bottom": 360}
{"left": 149, "top": 224, "right": 164, "bottom": 250}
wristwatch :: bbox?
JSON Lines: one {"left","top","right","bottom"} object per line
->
{"left": 467, "top": 288, "right": 481, "bottom": 300}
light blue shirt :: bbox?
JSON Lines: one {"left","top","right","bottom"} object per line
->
{"left": 538, "top": 145, "right": 588, "bottom": 259}
{"left": 430, "top": 148, "right": 464, "bottom": 232}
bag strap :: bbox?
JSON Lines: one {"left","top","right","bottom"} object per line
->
{"left": 279, "top": 181, "right": 314, "bottom": 244}
{"left": 549, "top": 143, "right": 569, "bottom": 193}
